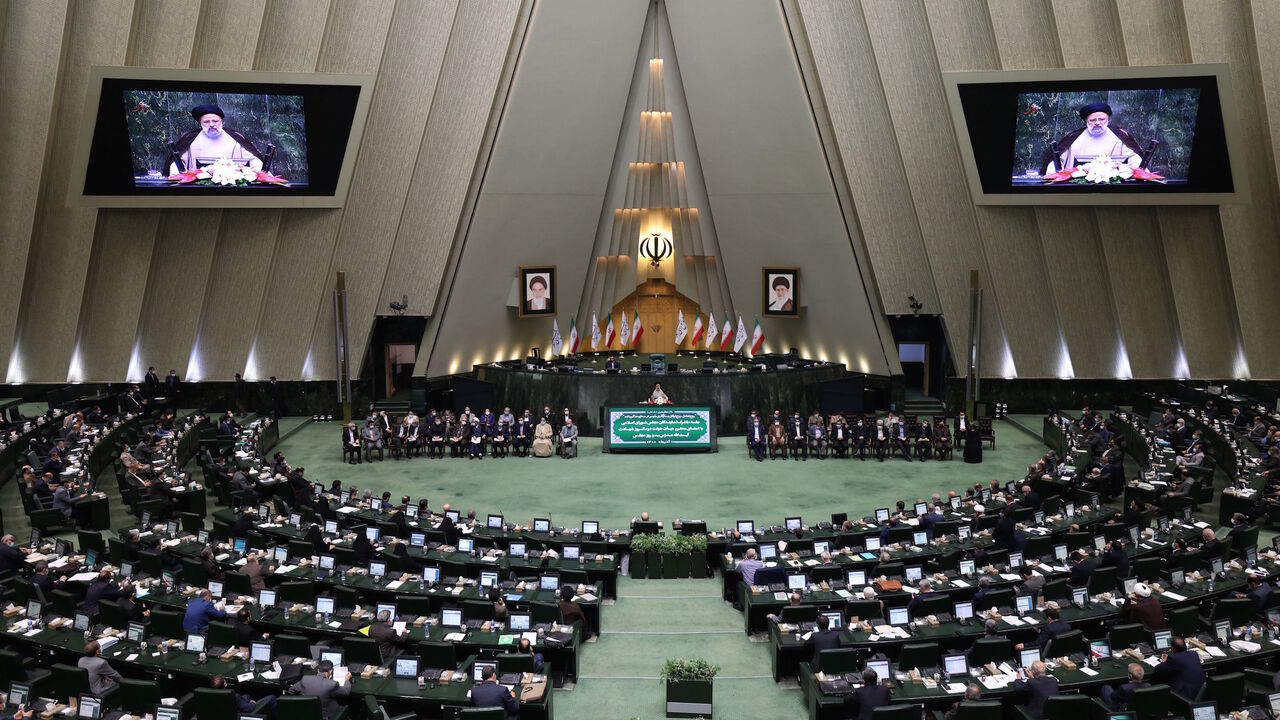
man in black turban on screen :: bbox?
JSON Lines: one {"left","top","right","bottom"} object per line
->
{"left": 1045, "top": 101, "right": 1148, "bottom": 173}
{"left": 168, "top": 103, "right": 267, "bottom": 175}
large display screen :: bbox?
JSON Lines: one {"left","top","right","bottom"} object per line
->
{"left": 604, "top": 406, "right": 716, "bottom": 452}
{"left": 944, "top": 64, "right": 1245, "bottom": 205}
{"left": 73, "top": 67, "right": 373, "bottom": 208}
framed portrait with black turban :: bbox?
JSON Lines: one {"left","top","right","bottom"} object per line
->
{"left": 762, "top": 267, "right": 799, "bottom": 318}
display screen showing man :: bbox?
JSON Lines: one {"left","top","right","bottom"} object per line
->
{"left": 1048, "top": 102, "right": 1143, "bottom": 172}
{"left": 168, "top": 104, "right": 266, "bottom": 175}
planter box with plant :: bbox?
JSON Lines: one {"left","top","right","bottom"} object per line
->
{"left": 661, "top": 657, "right": 718, "bottom": 718}
{"left": 630, "top": 532, "right": 653, "bottom": 579}
{"left": 661, "top": 534, "right": 691, "bottom": 579}
{"left": 688, "top": 533, "right": 708, "bottom": 578}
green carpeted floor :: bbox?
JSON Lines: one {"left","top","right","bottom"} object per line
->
{"left": 274, "top": 417, "right": 1051, "bottom": 532}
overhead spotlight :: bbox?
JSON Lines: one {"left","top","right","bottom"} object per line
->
{"left": 389, "top": 295, "right": 408, "bottom": 316}
{"left": 907, "top": 295, "right": 923, "bottom": 314}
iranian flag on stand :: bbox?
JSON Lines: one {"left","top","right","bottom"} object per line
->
{"left": 690, "top": 313, "right": 705, "bottom": 347}
{"left": 750, "top": 318, "right": 764, "bottom": 355}
{"left": 605, "top": 313, "right": 616, "bottom": 347}
{"left": 704, "top": 313, "right": 718, "bottom": 349}
{"left": 718, "top": 313, "right": 733, "bottom": 351}
{"left": 631, "top": 310, "right": 644, "bottom": 347}
{"left": 567, "top": 318, "right": 579, "bottom": 355}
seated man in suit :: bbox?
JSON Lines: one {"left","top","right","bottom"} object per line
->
{"left": 512, "top": 411, "right": 533, "bottom": 457}
{"left": 807, "top": 420, "right": 827, "bottom": 460}
{"left": 944, "top": 684, "right": 983, "bottom": 720}
{"left": 914, "top": 421, "right": 932, "bottom": 461}
{"left": 746, "top": 412, "right": 766, "bottom": 462}
{"left": 288, "top": 660, "right": 351, "bottom": 720}
{"left": 805, "top": 613, "right": 842, "bottom": 669}
{"left": 906, "top": 579, "right": 938, "bottom": 619}
{"left": 843, "top": 667, "right": 891, "bottom": 720}
{"left": 472, "top": 665, "right": 520, "bottom": 717}
{"left": 1015, "top": 606, "right": 1069, "bottom": 651}
{"left": 362, "top": 421, "right": 384, "bottom": 462}
{"left": 1235, "top": 575, "right": 1273, "bottom": 614}
{"left": 468, "top": 420, "right": 486, "bottom": 459}
{"left": 1067, "top": 549, "right": 1098, "bottom": 587}
{"left": 787, "top": 412, "right": 806, "bottom": 461}
{"left": 1198, "top": 527, "right": 1221, "bottom": 559}
{"left": 829, "top": 415, "right": 850, "bottom": 457}
{"left": 341, "top": 423, "right": 361, "bottom": 464}
{"left": 604, "top": 355, "right": 621, "bottom": 373}
{"left": 491, "top": 419, "right": 511, "bottom": 458}
{"left": 1012, "top": 660, "right": 1058, "bottom": 720}
{"left": 1100, "top": 663, "right": 1149, "bottom": 710}
{"left": 1149, "top": 637, "right": 1205, "bottom": 700}
{"left": 892, "top": 420, "right": 912, "bottom": 461}
{"left": 560, "top": 418, "right": 579, "bottom": 459}
{"left": 872, "top": 420, "right": 889, "bottom": 462}
{"left": 369, "top": 609, "right": 409, "bottom": 661}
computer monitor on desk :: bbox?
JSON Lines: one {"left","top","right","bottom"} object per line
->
{"left": 847, "top": 570, "right": 866, "bottom": 587}
{"left": 785, "top": 517, "right": 802, "bottom": 532}
{"left": 154, "top": 706, "right": 179, "bottom": 720}
{"left": 422, "top": 567, "right": 441, "bottom": 584}
{"left": 943, "top": 654, "right": 968, "bottom": 677}
{"left": 822, "top": 611, "right": 843, "bottom": 630}
{"left": 888, "top": 607, "right": 909, "bottom": 626}
{"left": 759, "top": 543, "right": 777, "bottom": 561}
{"left": 533, "top": 518, "right": 550, "bottom": 533}
{"left": 1019, "top": 647, "right": 1040, "bottom": 667}
{"left": 787, "top": 574, "right": 806, "bottom": 591}
{"left": 953, "top": 601, "right": 973, "bottom": 622}
{"left": 441, "top": 608, "right": 463, "bottom": 628}
{"left": 77, "top": 695, "right": 102, "bottom": 719}
{"left": 250, "top": 642, "right": 272, "bottom": 664}
{"left": 865, "top": 537, "right": 881, "bottom": 552}
{"left": 509, "top": 613, "right": 531, "bottom": 631}
{"left": 316, "top": 597, "right": 335, "bottom": 615}
{"left": 866, "top": 659, "right": 890, "bottom": 681}
{"left": 1015, "top": 595, "right": 1034, "bottom": 615}
{"left": 473, "top": 661, "right": 497, "bottom": 684}
{"left": 737, "top": 520, "right": 755, "bottom": 535}
{"left": 508, "top": 542, "right": 526, "bottom": 559}
{"left": 394, "top": 656, "right": 419, "bottom": 679}
{"left": 540, "top": 574, "right": 559, "bottom": 592}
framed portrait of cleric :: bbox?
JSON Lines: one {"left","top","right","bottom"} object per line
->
{"left": 762, "top": 267, "right": 800, "bottom": 318}
{"left": 943, "top": 64, "right": 1247, "bottom": 205}
{"left": 72, "top": 66, "right": 374, "bottom": 208}
{"left": 519, "top": 266, "right": 557, "bottom": 318}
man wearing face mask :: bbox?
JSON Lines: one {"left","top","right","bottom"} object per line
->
{"left": 168, "top": 104, "right": 266, "bottom": 175}
{"left": 1047, "top": 102, "right": 1145, "bottom": 172}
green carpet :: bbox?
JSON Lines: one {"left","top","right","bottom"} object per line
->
{"left": 273, "top": 417, "right": 1052, "bottom": 531}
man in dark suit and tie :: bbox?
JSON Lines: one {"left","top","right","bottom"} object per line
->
{"left": 843, "top": 668, "right": 892, "bottom": 720}
{"left": 747, "top": 412, "right": 766, "bottom": 462}
{"left": 143, "top": 366, "right": 161, "bottom": 399}
{"left": 1067, "top": 550, "right": 1098, "bottom": 587}
{"left": 1013, "top": 661, "right": 1058, "bottom": 719}
{"left": 907, "top": 579, "right": 937, "bottom": 618}
{"left": 1236, "top": 575, "right": 1273, "bottom": 613}
{"left": 805, "top": 614, "right": 841, "bottom": 670}
{"left": 288, "top": 660, "right": 351, "bottom": 720}
{"left": 472, "top": 665, "right": 520, "bottom": 716}
{"left": 1150, "top": 637, "right": 1205, "bottom": 700}
{"left": 342, "top": 423, "right": 361, "bottom": 464}
{"left": 164, "top": 369, "right": 180, "bottom": 396}
{"left": 1100, "top": 663, "right": 1149, "bottom": 709}
{"left": 605, "top": 355, "right": 621, "bottom": 373}
{"left": 1016, "top": 607, "right": 1069, "bottom": 651}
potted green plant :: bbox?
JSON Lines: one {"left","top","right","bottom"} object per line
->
{"left": 630, "top": 532, "right": 653, "bottom": 579}
{"left": 661, "top": 657, "right": 718, "bottom": 718}
{"left": 662, "top": 534, "right": 691, "bottom": 579}
{"left": 687, "top": 533, "right": 708, "bottom": 578}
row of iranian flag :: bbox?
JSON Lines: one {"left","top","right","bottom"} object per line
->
{"left": 550, "top": 310, "right": 764, "bottom": 356}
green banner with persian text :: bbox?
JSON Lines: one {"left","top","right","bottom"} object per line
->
{"left": 606, "top": 406, "right": 713, "bottom": 450}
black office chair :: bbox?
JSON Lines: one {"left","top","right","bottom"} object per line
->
{"left": 114, "top": 679, "right": 161, "bottom": 715}
{"left": 278, "top": 580, "right": 315, "bottom": 604}
{"left": 780, "top": 605, "right": 819, "bottom": 624}
{"left": 1043, "top": 629, "right": 1085, "bottom": 658}
{"left": 966, "top": 637, "right": 1011, "bottom": 666}
{"left": 1129, "top": 684, "right": 1174, "bottom": 720}
{"left": 418, "top": 641, "right": 457, "bottom": 669}
{"left": 1107, "top": 623, "right": 1151, "bottom": 652}
{"left": 1206, "top": 597, "right": 1254, "bottom": 627}
{"left": 149, "top": 608, "right": 184, "bottom": 639}
{"left": 274, "top": 634, "right": 313, "bottom": 660}
{"left": 1184, "top": 672, "right": 1244, "bottom": 713}
{"left": 1132, "top": 556, "right": 1162, "bottom": 582}
{"left": 953, "top": 701, "right": 1003, "bottom": 720}
{"left": 496, "top": 653, "right": 537, "bottom": 674}
{"left": 871, "top": 704, "right": 924, "bottom": 720}
{"left": 975, "top": 588, "right": 1012, "bottom": 612}
{"left": 1087, "top": 566, "right": 1119, "bottom": 595}
{"left": 277, "top": 695, "right": 348, "bottom": 720}
{"left": 896, "top": 643, "right": 939, "bottom": 672}
{"left": 363, "top": 695, "right": 415, "bottom": 720}
{"left": 1027, "top": 695, "right": 1091, "bottom": 720}
{"left": 344, "top": 637, "right": 384, "bottom": 667}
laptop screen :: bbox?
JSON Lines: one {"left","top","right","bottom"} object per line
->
{"left": 509, "top": 613, "right": 531, "bottom": 631}
{"left": 9, "top": 682, "right": 28, "bottom": 710}
{"left": 457, "top": 538, "right": 474, "bottom": 553}
{"left": 943, "top": 654, "right": 968, "bottom": 676}
{"left": 320, "top": 650, "right": 344, "bottom": 668}
{"left": 954, "top": 601, "right": 973, "bottom": 621}
{"left": 406, "top": 506, "right": 419, "bottom": 520}
{"left": 233, "top": 538, "right": 247, "bottom": 554}
{"left": 1065, "top": 503, "right": 1075, "bottom": 517}
{"left": 1171, "top": 569, "right": 1184, "bottom": 586}
{"left": 508, "top": 542, "right": 525, "bottom": 558}
{"left": 787, "top": 574, "right": 806, "bottom": 591}
{"left": 120, "top": 561, "right": 134, "bottom": 578}
{"left": 866, "top": 659, "right": 890, "bottom": 680}
{"left": 563, "top": 545, "right": 580, "bottom": 560}
{"left": 473, "top": 662, "right": 497, "bottom": 683}
{"left": 441, "top": 608, "right": 463, "bottom": 627}
{"left": 1008, "top": 552, "right": 1022, "bottom": 568}
{"left": 167, "top": 520, "right": 179, "bottom": 536}
{"left": 847, "top": 570, "right": 866, "bottom": 587}
{"left": 888, "top": 607, "right": 909, "bottom": 625}
{"left": 394, "top": 657, "right": 419, "bottom": 678}
{"left": 1154, "top": 630, "right": 1171, "bottom": 650}
{"left": 959, "top": 560, "right": 975, "bottom": 576}
{"left": 1072, "top": 587, "right": 1088, "bottom": 606}
{"left": 905, "top": 566, "right": 922, "bottom": 584}
{"left": 208, "top": 580, "right": 223, "bottom": 598}
{"left": 479, "top": 571, "right": 498, "bottom": 588}
{"left": 316, "top": 597, "right": 335, "bottom": 615}
{"left": 759, "top": 544, "right": 777, "bottom": 560}
{"left": 1016, "top": 595, "right": 1034, "bottom": 614}
{"left": 250, "top": 642, "right": 272, "bottom": 663}
{"left": 865, "top": 536, "right": 881, "bottom": 551}
{"left": 127, "top": 622, "right": 146, "bottom": 643}
{"left": 410, "top": 532, "right": 425, "bottom": 547}
{"left": 813, "top": 541, "right": 829, "bottom": 556}
{"left": 376, "top": 603, "right": 396, "bottom": 621}
{"left": 823, "top": 611, "right": 843, "bottom": 630}
{"left": 912, "top": 531, "right": 927, "bottom": 545}
{"left": 534, "top": 518, "right": 550, "bottom": 532}
{"left": 785, "top": 517, "right": 802, "bottom": 531}
{"left": 875, "top": 509, "right": 890, "bottom": 523}
{"left": 1268, "top": 692, "right": 1280, "bottom": 718}
{"left": 288, "top": 514, "right": 300, "bottom": 528}
{"left": 370, "top": 499, "right": 382, "bottom": 512}
{"left": 273, "top": 546, "right": 288, "bottom": 564}
{"left": 186, "top": 634, "right": 206, "bottom": 654}
{"left": 365, "top": 527, "right": 379, "bottom": 542}
{"left": 153, "top": 701, "right": 180, "bottom": 719}
{"left": 1019, "top": 647, "right": 1041, "bottom": 667}
{"left": 78, "top": 696, "right": 102, "bottom": 719}
{"left": 737, "top": 520, "right": 754, "bottom": 534}
{"left": 422, "top": 567, "right": 441, "bottom": 584}
{"left": 319, "top": 555, "right": 335, "bottom": 570}
{"left": 1093, "top": 536, "right": 1106, "bottom": 551}
{"left": 258, "top": 589, "right": 276, "bottom": 607}
{"left": 1054, "top": 545, "right": 1068, "bottom": 562}
{"left": 324, "top": 520, "right": 338, "bottom": 535}
{"left": 487, "top": 515, "right": 503, "bottom": 529}
{"left": 1090, "top": 641, "right": 1111, "bottom": 659}
{"left": 958, "top": 526, "right": 971, "bottom": 540}
{"left": 581, "top": 521, "right": 599, "bottom": 536}
{"left": 1191, "top": 703, "right": 1216, "bottom": 720}
{"left": 445, "top": 510, "right": 460, "bottom": 523}
{"left": 370, "top": 561, "right": 386, "bottom": 578}
{"left": 74, "top": 613, "right": 90, "bottom": 632}
{"left": 540, "top": 575, "right": 559, "bottom": 591}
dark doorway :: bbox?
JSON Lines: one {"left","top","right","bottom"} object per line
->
{"left": 886, "top": 315, "right": 954, "bottom": 400}
{"left": 363, "top": 316, "right": 428, "bottom": 402}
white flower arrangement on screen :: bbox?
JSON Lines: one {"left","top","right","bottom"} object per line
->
{"left": 168, "top": 158, "right": 289, "bottom": 186}
{"left": 1078, "top": 156, "right": 1133, "bottom": 184}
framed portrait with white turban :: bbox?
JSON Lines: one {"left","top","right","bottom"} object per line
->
{"left": 519, "top": 266, "right": 556, "bottom": 318}
{"left": 763, "top": 267, "right": 799, "bottom": 318}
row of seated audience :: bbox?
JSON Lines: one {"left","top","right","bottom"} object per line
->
{"left": 743, "top": 410, "right": 982, "bottom": 462}
{"left": 339, "top": 406, "right": 581, "bottom": 463}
